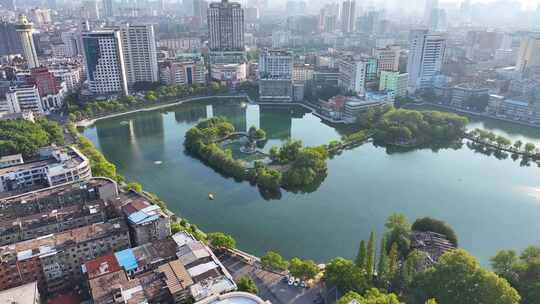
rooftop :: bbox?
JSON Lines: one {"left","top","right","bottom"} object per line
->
{"left": 83, "top": 253, "right": 123, "bottom": 280}
{"left": 0, "top": 146, "right": 87, "bottom": 176}
{"left": 1, "top": 219, "right": 128, "bottom": 261}
{"left": 195, "top": 292, "right": 269, "bottom": 304}
{"left": 0, "top": 281, "right": 39, "bottom": 304}
{"left": 158, "top": 260, "right": 194, "bottom": 294}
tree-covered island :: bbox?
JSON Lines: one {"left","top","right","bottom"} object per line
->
{"left": 184, "top": 116, "right": 330, "bottom": 195}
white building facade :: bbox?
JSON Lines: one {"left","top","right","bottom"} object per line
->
{"left": 82, "top": 30, "right": 129, "bottom": 96}
{"left": 407, "top": 29, "right": 446, "bottom": 93}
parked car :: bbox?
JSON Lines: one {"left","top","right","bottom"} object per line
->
{"left": 294, "top": 278, "right": 300, "bottom": 286}
{"left": 282, "top": 276, "right": 289, "bottom": 283}
{"left": 288, "top": 277, "right": 295, "bottom": 286}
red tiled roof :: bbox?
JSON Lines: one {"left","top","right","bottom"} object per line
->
{"left": 84, "top": 254, "right": 122, "bottom": 280}
{"left": 47, "top": 293, "right": 82, "bottom": 304}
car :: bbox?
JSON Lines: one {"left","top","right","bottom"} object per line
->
{"left": 300, "top": 281, "right": 306, "bottom": 288}
{"left": 294, "top": 278, "right": 300, "bottom": 286}
{"left": 288, "top": 277, "right": 295, "bottom": 285}
{"left": 282, "top": 276, "right": 289, "bottom": 283}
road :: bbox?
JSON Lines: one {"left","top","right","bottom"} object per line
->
{"left": 217, "top": 252, "right": 325, "bottom": 304}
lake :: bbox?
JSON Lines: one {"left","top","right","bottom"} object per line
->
{"left": 83, "top": 99, "right": 540, "bottom": 265}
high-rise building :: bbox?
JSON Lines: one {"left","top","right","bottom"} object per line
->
{"left": 259, "top": 48, "right": 293, "bottom": 102}
{"left": 373, "top": 45, "right": 401, "bottom": 76}
{"left": 319, "top": 2, "right": 339, "bottom": 33}
{"left": 379, "top": 71, "right": 408, "bottom": 98}
{"left": 15, "top": 15, "right": 40, "bottom": 69}
{"left": 208, "top": 0, "right": 244, "bottom": 52}
{"left": 516, "top": 35, "right": 540, "bottom": 73}
{"left": 286, "top": 0, "right": 306, "bottom": 16}
{"left": 423, "top": 0, "right": 438, "bottom": 25}
{"left": 30, "top": 8, "right": 52, "bottom": 27}
{"left": 4, "top": 85, "right": 44, "bottom": 115}
{"left": 338, "top": 56, "right": 368, "bottom": 96}
{"left": 110, "top": 24, "right": 159, "bottom": 85}
{"left": 341, "top": 0, "right": 356, "bottom": 34}
{"left": 81, "top": 0, "right": 100, "bottom": 20}
{"left": 81, "top": 30, "right": 129, "bottom": 96}
{"left": 103, "top": 0, "right": 114, "bottom": 17}
{"left": 407, "top": 29, "right": 446, "bottom": 93}
{"left": 0, "top": 21, "right": 23, "bottom": 56}
{"left": 61, "top": 31, "right": 81, "bottom": 57}
{"left": 0, "top": 0, "right": 15, "bottom": 10}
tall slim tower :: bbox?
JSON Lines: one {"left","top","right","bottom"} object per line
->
{"left": 208, "top": 0, "right": 245, "bottom": 52}
{"left": 407, "top": 29, "right": 446, "bottom": 93}
{"left": 516, "top": 35, "right": 540, "bottom": 73}
{"left": 423, "top": 0, "right": 438, "bottom": 25}
{"left": 15, "top": 15, "right": 40, "bottom": 69}
{"left": 103, "top": 0, "right": 114, "bottom": 17}
{"left": 341, "top": 0, "right": 356, "bottom": 34}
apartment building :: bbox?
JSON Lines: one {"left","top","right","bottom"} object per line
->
{"left": 0, "top": 219, "right": 131, "bottom": 294}
{"left": 0, "top": 178, "right": 118, "bottom": 246}
{"left": 115, "top": 192, "right": 172, "bottom": 246}
{"left": 338, "top": 56, "right": 367, "bottom": 96}
{"left": 160, "top": 57, "right": 208, "bottom": 86}
{"left": 373, "top": 45, "right": 401, "bottom": 76}
{"left": 0, "top": 146, "right": 91, "bottom": 194}
{"left": 2, "top": 85, "right": 43, "bottom": 116}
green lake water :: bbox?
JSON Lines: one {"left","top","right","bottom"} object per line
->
{"left": 83, "top": 99, "right": 540, "bottom": 265}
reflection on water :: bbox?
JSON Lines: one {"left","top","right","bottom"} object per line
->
{"left": 515, "top": 186, "right": 540, "bottom": 200}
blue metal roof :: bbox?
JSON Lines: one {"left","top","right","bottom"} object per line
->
{"left": 114, "top": 248, "right": 137, "bottom": 271}
{"left": 127, "top": 211, "right": 148, "bottom": 224}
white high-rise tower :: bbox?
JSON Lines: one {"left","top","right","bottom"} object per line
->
{"left": 15, "top": 15, "right": 40, "bottom": 69}
{"left": 407, "top": 29, "right": 447, "bottom": 93}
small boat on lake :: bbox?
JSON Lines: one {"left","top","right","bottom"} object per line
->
{"left": 208, "top": 193, "right": 215, "bottom": 200}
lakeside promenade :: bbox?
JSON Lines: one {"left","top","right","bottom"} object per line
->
{"left": 75, "top": 94, "right": 254, "bottom": 127}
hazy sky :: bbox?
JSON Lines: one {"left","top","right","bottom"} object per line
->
{"left": 265, "top": 0, "right": 540, "bottom": 10}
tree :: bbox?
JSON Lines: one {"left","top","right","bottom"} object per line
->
{"left": 171, "top": 222, "right": 183, "bottom": 234}
{"left": 356, "top": 240, "right": 367, "bottom": 269}
{"left": 385, "top": 214, "right": 411, "bottom": 257}
{"left": 126, "top": 182, "right": 142, "bottom": 193}
{"left": 513, "top": 140, "right": 523, "bottom": 151}
{"left": 207, "top": 232, "right": 236, "bottom": 249}
{"left": 325, "top": 257, "right": 369, "bottom": 294}
{"left": 336, "top": 289, "right": 401, "bottom": 304}
{"left": 491, "top": 246, "right": 540, "bottom": 304}
{"left": 490, "top": 250, "right": 519, "bottom": 281}
{"left": 409, "top": 249, "right": 520, "bottom": 304}
{"left": 412, "top": 217, "right": 458, "bottom": 247}
{"left": 289, "top": 258, "right": 319, "bottom": 280}
{"left": 366, "top": 232, "right": 375, "bottom": 279}
{"left": 495, "top": 135, "right": 511, "bottom": 149}
{"left": 236, "top": 277, "right": 258, "bottom": 294}
{"left": 425, "top": 300, "right": 438, "bottom": 304}
{"left": 525, "top": 143, "right": 536, "bottom": 153}
{"left": 387, "top": 243, "right": 399, "bottom": 280}
{"left": 377, "top": 237, "right": 388, "bottom": 283}
{"left": 261, "top": 251, "right": 289, "bottom": 271}
{"left": 0, "top": 119, "right": 65, "bottom": 158}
